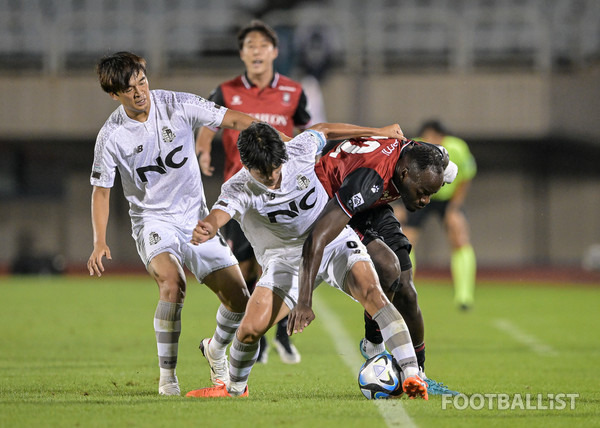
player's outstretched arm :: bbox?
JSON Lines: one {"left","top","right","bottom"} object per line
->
{"left": 220, "top": 109, "right": 292, "bottom": 142}
{"left": 87, "top": 186, "right": 112, "bottom": 277}
{"left": 309, "top": 123, "right": 406, "bottom": 141}
{"left": 191, "top": 209, "right": 232, "bottom": 245}
{"left": 195, "top": 126, "right": 217, "bottom": 176}
{"left": 288, "top": 199, "right": 352, "bottom": 335}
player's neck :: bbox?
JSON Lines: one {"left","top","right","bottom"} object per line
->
{"left": 246, "top": 69, "right": 275, "bottom": 90}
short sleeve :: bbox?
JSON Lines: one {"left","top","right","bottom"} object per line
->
{"left": 292, "top": 89, "right": 311, "bottom": 128}
{"left": 334, "top": 167, "right": 385, "bottom": 217}
{"left": 176, "top": 92, "right": 227, "bottom": 130}
{"left": 286, "top": 129, "right": 326, "bottom": 159}
{"left": 204, "top": 86, "right": 225, "bottom": 132}
{"left": 212, "top": 171, "right": 250, "bottom": 221}
{"left": 90, "top": 128, "right": 117, "bottom": 188}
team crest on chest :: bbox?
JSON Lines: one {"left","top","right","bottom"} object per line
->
{"left": 161, "top": 126, "right": 176, "bottom": 143}
{"left": 282, "top": 92, "right": 291, "bottom": 105}
{"left": 296, "top": 174, "right": 310, "bottom": 190}
{"left": 231, "top": 95, "right": 243, "bottom": 105}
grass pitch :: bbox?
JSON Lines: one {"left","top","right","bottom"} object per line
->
{"left": 0, "top": 274, "right": 598, "bottom": 427}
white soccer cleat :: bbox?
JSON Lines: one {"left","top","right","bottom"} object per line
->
{"left": 158, "top": 376, "right": 180, "bottom": 396}
{"left": 200, "top": 338, "right": 230, "bottom": 385}
{"left": 359, "top": 338, "right": 386, "bottom": 360}
{"left": 273, "top": 335, "right": 301, "bottom": 364}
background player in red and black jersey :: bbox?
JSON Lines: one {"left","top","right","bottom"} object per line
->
{"left": 289, "top": 136, "right": 461, "bottom": 395}
{"left": 195, "top": 20, "right": 310, "bottom": 365}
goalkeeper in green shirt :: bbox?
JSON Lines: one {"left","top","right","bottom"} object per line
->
{"left": 402, "top": 120, "right": 477, "bottom": 310}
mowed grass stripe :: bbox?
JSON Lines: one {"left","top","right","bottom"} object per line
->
{"left": 313, "top": 295, "right": 417, "bottom": 428}
{"left": 493, "top": 318, "right": 558, "bottom": 356}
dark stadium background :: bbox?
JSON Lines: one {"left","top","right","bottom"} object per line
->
{"left": 0, "top": 0, "right": 599, "bottom": 281}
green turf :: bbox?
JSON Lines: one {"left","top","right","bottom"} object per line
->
{"left": 0, "top": 275, "right": 598, "bottom": 427}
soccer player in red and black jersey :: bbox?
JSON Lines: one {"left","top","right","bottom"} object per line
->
{"left": 288, "top": 136, "right": 461, "bottom": 395}
{"left": 195, "top": 20, "right": 310, "bottom": 365}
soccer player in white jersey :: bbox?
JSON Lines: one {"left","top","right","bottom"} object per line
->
{"left": 185, "top": 122, "right": 428, "bottom": 400}
{"left": 87, "top": 52, "right": 263, "bottom": 396}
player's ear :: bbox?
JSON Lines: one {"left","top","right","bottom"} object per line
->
{"left": 109, "top": 92, "right": 119, "bottom": 101}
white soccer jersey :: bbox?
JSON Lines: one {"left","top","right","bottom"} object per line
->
{"left": 90, "top": 90, "right": 227, "bottom": 232}
{"left": 213, "top": 130, "right": 328, "bottom": 267}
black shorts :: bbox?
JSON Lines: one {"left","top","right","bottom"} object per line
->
{"left": 405, "top": 199, "right": 449, "bottom": 228}
{"left": 349, "top": 204, "right": 412, "bottom": 271}
{"left": 221, "top": 220, "right": 254, "bottom": 263}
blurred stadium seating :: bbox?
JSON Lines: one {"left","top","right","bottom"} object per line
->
{"left": 0, "top": 0, "right": 598, "bottom": 74}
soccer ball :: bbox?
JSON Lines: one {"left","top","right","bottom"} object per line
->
{"left": 358, "top": 352, "right": 404, "bottom": 399}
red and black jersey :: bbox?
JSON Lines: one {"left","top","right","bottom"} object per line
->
{"left": 208, "top": 72, "right": 311, "bottom": 181}
{"left": 315, "top": 137, "right": 413, "bottom": 217}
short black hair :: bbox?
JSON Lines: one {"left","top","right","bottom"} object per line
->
{"left": 404, "top": 142, "right": 445, "bottom": 177}
{"left": 417, "top": 119, "right": 448, "bottom": 137}
{"left": 237, "top": 122, "right": 288, "bottom": 176}
{"left": 96, "top": 51, "right": 147, "bottom": 94}
{"left": 237, "top": 20, "right": 278, "bottom": 50}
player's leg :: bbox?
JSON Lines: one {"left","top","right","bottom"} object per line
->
{"left": 222, "top": 221, "right": 268, "bottom": 363}
{"left": 360, "top": 239, "right": 398, "bottom": 358}
{"left": 147, "top": 251, "right": 187, "bottom": 396}
{"left": 187, "top": 280, "right": 291, "bottom": 398}
{"left": 200, "top": 264, "right": 249, "bottom": 384}
{"left": 340, "top": 257, "right": 427, "bottom": 400}
{"left": 229, "top": 287, "right": 290, "bottom": 393}
{"left": 393, "top": 202, "right": 420, "bottom": 272}
{"left": 183, "top": 234, "right": 249, "bottom": 385}
{"left": 445, "top": 208, "right": 476, "bottom": 310}
{"left": 319, "top": 228, "right": 426, "bottom": 399}
{"left": 354, "top": 206, "right": 426, "bottom": 367}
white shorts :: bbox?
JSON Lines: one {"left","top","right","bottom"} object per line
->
{"left": 256, "top": 226, "right": 373, "bottom": 310}
{"left": 134, "top": 219, "right": 238, "bottom": 283}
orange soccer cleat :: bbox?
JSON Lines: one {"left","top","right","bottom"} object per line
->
{"left": 402, "top": 375, "right": 429, "bottom": 400}
{"left": 186, "top": 380, "right": 248, "bottom": 398}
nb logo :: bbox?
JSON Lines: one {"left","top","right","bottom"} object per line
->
{"left": 136, "top": 145, "right": 188, "bottom": 182}
{"left": 267, "top": 187, "right": 316, "bottom": 223}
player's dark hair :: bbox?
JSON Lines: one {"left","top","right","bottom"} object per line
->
{"left": 417, "top": 119, "right": 449, "bottom": 137}
{"left": 237, "top": 122, "right": 288, "bottom": 176}
{"left": 96, "top": 51, "right": 147, "bottom": 94}
{"left": 237, "top": 19, "right": 279, "bottom": 50}
{"left": 404, "top": 142, "right": 445, "bottom": 177}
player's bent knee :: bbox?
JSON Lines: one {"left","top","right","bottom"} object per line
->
{"left": 236, "top": 322, "right": 266, "bottom": 344}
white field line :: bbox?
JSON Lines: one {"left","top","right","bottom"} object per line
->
{"left": 313, "top": 297, "right": 417, "bottom": 428}
{"left": 493, "top": 318, "right": 558, "bottom": 356}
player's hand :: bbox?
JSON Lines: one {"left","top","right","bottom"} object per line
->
{"left": 191, "top": 220, "right": 214, "bottom": 245}
{"left": 380, "top": 124, "right": 406, "bottom": 141}
{"left": 198, "top": 152, "right": 214, "bottom": 176}
{"left": 287, "top": 302, "right": 315, "bottom": 335}
{"left": 87, "top": 244, "right": 112, "bottom": 277}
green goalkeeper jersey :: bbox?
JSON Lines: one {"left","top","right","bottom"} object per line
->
{"left": 431, "top": 135, "right": 476, "bottom": 201}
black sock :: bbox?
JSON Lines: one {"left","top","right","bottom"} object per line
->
{"left": 414, "top": 342, "right": 426, "bottom": 372}
{"left": 364, "top": 310, "right": 384, "bottom": 344}
{"left": 276, "top": 316, "right": 288, "bottom": 340}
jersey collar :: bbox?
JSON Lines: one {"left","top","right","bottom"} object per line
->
{"left": 242, "top": 72, "right": 280, "bottom": 90}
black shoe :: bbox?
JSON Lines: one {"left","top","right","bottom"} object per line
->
{"left": 256, "top": 335, "right": 269, "bottom": 364}
{"left": 274, "top": 318, "right": 301, "bottom": 364}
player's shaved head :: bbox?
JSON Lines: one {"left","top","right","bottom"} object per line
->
{"left": 403, "top": 142, "right": 446, "bottom": 177}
